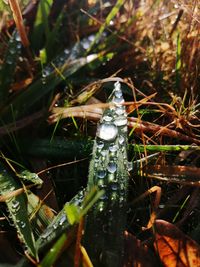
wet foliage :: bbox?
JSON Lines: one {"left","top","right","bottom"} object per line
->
{"left": 0, "top": 0, "right": 200, "bottom": 266}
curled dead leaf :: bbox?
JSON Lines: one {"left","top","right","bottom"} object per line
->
{"left": 154, "top": 220, "right": 200, "bottom": 267}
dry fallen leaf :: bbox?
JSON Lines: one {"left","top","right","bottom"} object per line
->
{"left": 154, "top": 220, "right": 200, "bottom": 267}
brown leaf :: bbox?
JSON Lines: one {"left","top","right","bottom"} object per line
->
{"left": 154, "top": 220, "right": 200, "bottom": 267}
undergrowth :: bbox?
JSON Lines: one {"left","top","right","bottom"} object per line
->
{"left": 0, "top": 0, "right": 200, "bottom": 266}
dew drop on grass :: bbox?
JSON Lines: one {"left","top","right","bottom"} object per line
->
{"left": 59, "top": 214, "right": 67, "bottom": 226}
{"left": 111, "top": 192, "right": 118, "bottom": 201}
{"left": 41, "top": 228, "right": 52, "bottom": 240}
{"left": 97, "top": 202, "right": 104, "bottom": 212}
{"left": 15, "top": 34, "right": 21, "bottom": 42}
{"left": 20, "top": 221, "right": 26, "bottom": 229}
{"left": 103, "top": 115, "right": 113, "bottom": 122}
{"left": 64, "top": 49, "right": 70, "bottom": 54}
{"left": 118, "top": 136, "right": 125, "bottom": 145}
{"left": 107, "top": 162, "right": 117, "bottom": 173}
{"left": 97, "top": 170, "right": 106, "bottom": 179}
{"left": 11, "top": 200, "right": 20, "bottom": 212}
{"left": 114, "top": 117, "right": 127, "bottom": 127}
{"left": 16, "top": 43, "right": 22, "bottom": 49}
{"left": 99, "top": 194, "right": 107, "bottom": 200}
{"left": 108, "top": 173, "right": 115, "bottom": 183}
{"left": 96, "top": 141, "right": 104, "bottom": 150}
{"left": 127, "top": 162, "right": 133, "bottom": 171}
{"left": 114, "top": 89, "right": 123, "bottom": 98}
{"left": 115, "top": 106, "right": 125, "bottom": 115}
{"left": 109, "top": 144, "right": 118, "bottom": 152}
{"left": 97, "top": 179, "right": 105, "bottom": 187}
{"left": 111, "top": 182, "right": 118, "bottom": 191}
{"left": 113, "top": 95, "right": 124, "bottom": 105}
{"left": 97, "top": 123, "right": 118, "bottom": 141}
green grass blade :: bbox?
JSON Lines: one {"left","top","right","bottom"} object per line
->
{"left": 0, "top": 31, "right": 22, "bottom": 104}
{"left": 36, "top": 190, "right": 85, "bottom": 250}
{"left": 31, "top": 0, "right": 54, "bottom": 51}
{"left": 39, "top": 232, "right": 69, "bottom": 267}
{"left": 17, "top": 170, "right": 43, "bottom": 186}
{"left": 0, "top": 53, "right": 99, "bottom": 123}
{"left": 132, "top": 144, "right": 200, "bottom": 152}
{"left": 40, "top": 187, "right": 102, "bottom": 267}
{"left": 84, "top": 82, "right": 129, "bottom": 266}
{"left": 19, "top": 138, "right": 93, "bottom": 159}
{"left": 87, "top": 0, "right": 125, "bottom": 52}
{"left": 0, "top": 163, "right": 37, "bottom": 259}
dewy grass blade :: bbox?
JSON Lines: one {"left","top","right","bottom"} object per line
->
{"left": 39, "top": 187, "right": 103, "bottom": 267}
{"left": 0, "top": 53, "right": 99, "bottom": 123}
{"left": 0, "top": 31, "right": 22, "bottom": 104}
{"left": 83, "top": 82, "right": 129, "bottom": 267}
{"left": 0, "top": 163, "right": 38, "bottom": 259}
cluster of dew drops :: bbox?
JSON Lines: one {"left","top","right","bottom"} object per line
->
{"left": 93, "top": 82, "right": 128, "bottom": 212}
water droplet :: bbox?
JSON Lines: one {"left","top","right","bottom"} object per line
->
{"left": 96, "top": 140, "right": 104, "bottom": 150}
{"left": 82, "top": 40, "right": 90, "bottom": 50}
{"left": 43, "top": 68, "right": 51, "bottom": 77}
{"left": 119, "top": 196, "right": 124, "bottom": 203}
{"left": 111, "top": 192, "right": 118, "bottom": 201}
{"left": 20, "top": 221, "right": 26, "bottom": 228}
{"left": 121, "top": 126, "right": 127, "bottom": 133}
{"left": 114, "top": 89, "right": 122, "bottom": 98}
{"left": 16, "top": 43, "right": 22, "bottom": 49}
{"left": 107, "top": 162, "right": 117, "bottom": 173}
{"left": 102, "top": 115, "right": 113, "bottom": 122}
{"left": 97, "top": 123, "right": 118, "bottom": 141}
{"left": 59, "top": 56, "right": 64, "bottom": 63}
{"left": 113, "top": 95, "right": 124, "bottom": 105}
{"left": 114, "top": 81, "right": 121, "bottom": 90}
{"left": 97, "top": 179, "right": 105, "bottom": 187}
{"left": 114, "top": 117, "right": 127, "bottom": 126}
{"left": 88, "top": 35, "right": 95, "bottom": 42}
{"left": 109, "top": 144, "right": 118, "bottom": 152}
{"left": 99, "top": 194, "right": 107, "bottom": 200}
{"left": 15, "top": 34, "right": 21, "bottom": 42}
{"left": 108, "top": 173, "right": 115, "bottom": 183}
{"left": 11, "top": 200, "right": 20, "bottom": 211}
{"left": 97, "top": 170, "right": 106, "bottom": 179}
{"left": 97, "top": 202, "right": 104, "bottom": 212}
{"left": 64, "top": 49, "right": 70, "bottom": 54}
{"left": 53, "top": 224, "right": 58, "bottom": 229}
{"left": 111, "top": 182, "right": 118, "bottom": 191}
{"left": 118, "top": 135, "right": 125, "bottom": 145}
{"left": 41, "top": 228, "right": 52, "bottom": 239}
{"left": 115, "top": 106, "right": 125, "bottom": 115}
{"left": 127, "top": 162, "right": 133, "bottom": 171}
{"left": 42, "top": 78, "right": 46, "bottom": 84}
{"left": 59, "top": 214, "right": 66, "bottom": 225}
{"left": 100, "top": 150, "right": 107, "bottom": 157}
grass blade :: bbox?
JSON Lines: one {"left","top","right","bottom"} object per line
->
{"left": 0, "top": 163, "right": 37, "bottom": 259}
